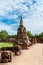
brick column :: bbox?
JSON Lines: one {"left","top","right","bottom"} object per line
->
{"left": 31, "top": 37, "right": 37, "bottom": 44}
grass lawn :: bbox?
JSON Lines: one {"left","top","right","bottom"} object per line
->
{"left": 0, "top": 42, "right": 14, "bottom": 48}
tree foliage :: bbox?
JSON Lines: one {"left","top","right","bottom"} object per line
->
{"left": 0, "top": 30, "right": 43, "bottom": 38}
{"left": 0, "top": 30, "right": 8, "bottom": 38}
{"left": 0, "top": 30, "right": 16, "bottom": 38}
{"left": 34, "top": 34, "right": 39, "bottom": 38}
{"left": 39, "top": 32, "right": 43, "bottom": 38}
{"left": 27, "top": 31, "right": 33, "bottom": 38}
{"left": 8, "top": 35, "right": 16, "bottom": 38}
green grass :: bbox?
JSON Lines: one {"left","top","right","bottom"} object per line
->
{"left": 0, "top": 42, "right": 14, "bottom": 48}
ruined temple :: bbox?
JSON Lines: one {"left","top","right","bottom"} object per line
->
{"left": 14, "top": 16, "right": 31, "bottom": 49}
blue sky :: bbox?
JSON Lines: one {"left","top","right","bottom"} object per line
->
{"left": 0, "top": 0, "right": 43, "bottom": 35}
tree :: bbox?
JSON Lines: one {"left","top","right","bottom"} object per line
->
{"left": 8, "top": 35, "right": 16, "bottom": 38}
{"left": 0, "top": 30, "right": 8, "bottom": 38}
{"left": 27, "top": 31, "right": 32, "bottom": 38}
{"left": 39, "top": 32, "right": 43, "bottom": 38}
{"left": 34, "top": 34, "right": 39, "bottom": 38}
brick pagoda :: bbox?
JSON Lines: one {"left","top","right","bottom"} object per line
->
{"left": 14, "top": 16, "right": 31, "bottom": 49}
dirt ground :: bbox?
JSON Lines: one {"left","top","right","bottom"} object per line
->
{"left": 0, "top": 43, "right": 43, "bottom": 65}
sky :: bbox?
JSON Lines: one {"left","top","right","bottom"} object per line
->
{"left": 0, "top": 0, "right": 43, "bottom": 35}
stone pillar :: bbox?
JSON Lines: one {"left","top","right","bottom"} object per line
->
{"left": 1, "top": 51, "right": 11, "bottom": 63}
{"left": 34, "top": 37, "right": 37, "bottom": 43}
{"left": 31, "top": 37, "right": 37, "bottom": 44}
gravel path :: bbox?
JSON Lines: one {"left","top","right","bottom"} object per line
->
{"left": 0, "top": 43, "right": 43, "bottom": 65}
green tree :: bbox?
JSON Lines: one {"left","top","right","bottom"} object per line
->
{"left": 39, "top": 32, "right": 43, "bottom": 38}
{"left": 8, "top": 35, "right": 16, "bottom": 38}
{"left": 0, "top": 30, "right": 8, "bottom": 38}
{"left": 34, "top": 34, "right": 39, "bottom": 38}
{"left": 27, "top": 31, "right": 32, "bottom": 38}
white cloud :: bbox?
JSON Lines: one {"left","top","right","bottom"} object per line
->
{"left": 0, "top": 22, "right": 17, "bottom": 35}
{"left": 6, "top": 14, "right": 18, "bottom": 19}
{"left": 0, "top": 0, "right": 43, "bottom": 34}
{"left": 0, "top": 0, "right": 42, "bottom": 17}
{"left": 23, "top": 16, "right": 43, "bottom": 34}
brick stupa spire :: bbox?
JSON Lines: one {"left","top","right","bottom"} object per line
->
{"left": 20, "top": 15, "right": 23, "bottom": 26}
{"left": 14, "top": 15, "right": 31, "bottom": 49}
